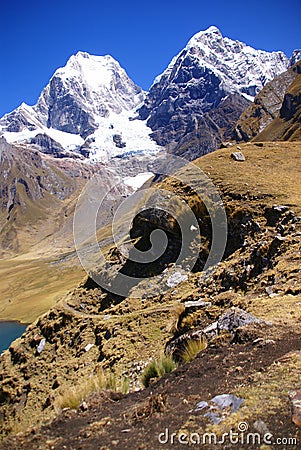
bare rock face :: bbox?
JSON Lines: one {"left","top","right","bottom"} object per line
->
{"left": 280, "top": 64, "right": 301, "bottom": 120}
{"left": 171, "top": 94, "right": 250, "bottom": 160}
{"left": 253, "top": 61, "right": 301, "bottom": 142}
{"left": 234, "top": 62, "right": 300, "bottom": 141}
{"left": 139, "top": 55, "right": 228, "bottom": 147}
{"left": 138, "top": 26, "right": 288, "bottom": 157}
{"left": 30, "top": 133, "right": 67, "bottom": 157}
{"left": 45, "top": 75, "right": 98, "bottom": 139}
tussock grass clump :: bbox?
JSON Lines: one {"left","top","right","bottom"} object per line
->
{"left": 179, "top": 336, "right": 208, "bottom": 363}
{"left": 120, "top": 377, "right": 130, "bottom": 394}
{"left": 141, "top": 337, "right": 208, "bottom": 387}
{"left": 166, "top": 303, "right": 185, "bottom": 333}
{"left": 142, "top": 354, "right": 177, "bottom": 387}
{"left": 54, "top": 369, "right": 128, "bottom": 411}
{"left": 141, "top": 360, "right": 161, "bottom": 387}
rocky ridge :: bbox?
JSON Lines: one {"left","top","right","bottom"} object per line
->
{"left": 255, "top": 61, "right": 301, "bottom": 141}
{"left": 234, "top": 60, "right": 301, "bottom": 141}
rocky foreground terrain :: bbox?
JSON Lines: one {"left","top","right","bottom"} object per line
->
{"left": 1, "top": 141, "right": 300, "bottom": 449}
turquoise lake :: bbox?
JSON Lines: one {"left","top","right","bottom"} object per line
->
{"left": 0, "top": 321, "right": 27, "bottom": 354}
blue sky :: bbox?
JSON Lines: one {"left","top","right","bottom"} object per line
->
{"left": 0, "top": 0, "right": 300, "bottom": 117}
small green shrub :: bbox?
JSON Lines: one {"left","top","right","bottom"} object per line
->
{"left": 142, "top": 354, "right": 177, "bottom": 387}
{"left": 158, "top": 355, "right": 177, "bottom": 374}
{"left": 142, "top": 360, "right": 160, "bottom": 387}
{"left": 179, "top": 337, "right": 208, "bottom": 363}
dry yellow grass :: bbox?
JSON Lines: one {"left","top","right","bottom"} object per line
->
{"left": 194, "top": 142, "right": 301, "bottom": 214}
{"left": 179, "top": 337, "right": 208, "bottom": 363}
{"left": 166, "top": 303, "right": 186, "bottom": 333}
{"left": 0, "top": 257, "right": 84, "bottom": 323}
{"left": 54, "top": 369, "right": 129, "bottom": 412}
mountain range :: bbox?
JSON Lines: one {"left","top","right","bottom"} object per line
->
{"left": 0, "top": 26, "right": 300, "bottom": 262}
{"left": 0, "top": 25, "right": 300, "bottom": 263}
{"left": 1, "top": 26, "right": 298, "bottom": 163}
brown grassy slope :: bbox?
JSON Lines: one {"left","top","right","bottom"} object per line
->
{"left": 0, "top": 139, "right": 90, "bottom": 257}
{"left": 164, "top": 141, "right": 301, "bottom": 215}
{"left": 0, "top": 258, "right": 84, "bottom": 323}
{"left": 0, "top": 142, "right": 300, "bottom": 442}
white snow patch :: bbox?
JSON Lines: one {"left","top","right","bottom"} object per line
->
{"left": 46, "top": 128, "right": 84, "bottom": 150}
{"left": 60, "top": 53, "right": 122, "bottom": 91}
{"left": 123, "top": 172, "right": 154, "bottom": 190}
{"left": 241, "top": 93, "right": 254, "bottom": 102}
{"left": 3, "top": 127, "right": 84, "bottom": 151}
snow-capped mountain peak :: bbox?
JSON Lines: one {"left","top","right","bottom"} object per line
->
{"left": 151, "top": 26, "right": 288, "bottom": 100}
{"left": 0, "top": 51, "right": 161, "bottom": 162}
{"left": 56, "top": 52, "right": 133, "bottom": 95}
{"left": 34, "top": 51, "right": 145, "bottom": 132}
{"left": 166, "top": 26, "right": 288, "bottom": 99}
{"left": 138, "top": 26, "right": 290, "bottom": 155}
{"left": 186, "top": 25, "right": 223, "bottom": 50}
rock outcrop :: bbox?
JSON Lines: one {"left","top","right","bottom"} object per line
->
{"left": 171, "top": 93, "right": 249, "bottom": 159}
{"left": 254, "top": 61, "right": 301, "bottom": 141}
{"left": 234, "top": 60, "right": 301, "bottom": 141}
